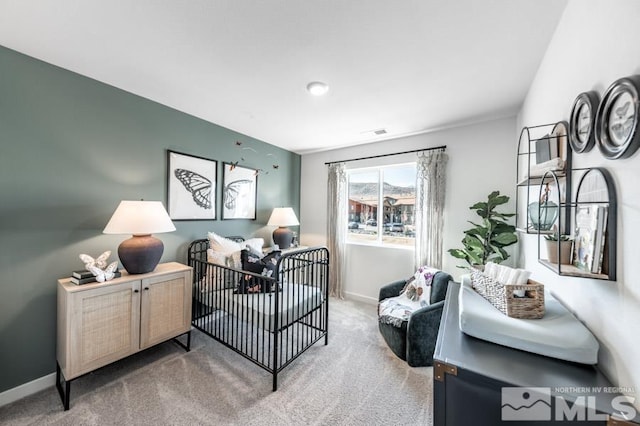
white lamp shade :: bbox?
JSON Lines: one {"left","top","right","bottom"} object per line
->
{"left": 267, "top": 207, "right": 299, "bottom": 227}
{"left": 103, "top": 200, "right": 176, "bottom": 235}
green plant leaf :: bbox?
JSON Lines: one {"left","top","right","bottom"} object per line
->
{"left": 463, "top": 235, "right": 483, "bottom": 250}
{"left": 466, "top": 251, "right": 483, "bottom": 265}
{"left": 470, "top": 202, "right": 488, "bottom": 211}
{"left": 493, "top": 232, "right": 518, "bottom": 245}
{"left": 492, "top": 212, "right": 516, "bottom": 219}
{"left": 448, "top": 249, "right": 468, "bottom": 259}
{"left": 490, "top": 194, "right": 510, "bottom": 206}
{"left": 447, "top": 190, "right": 517, "bottom": 267}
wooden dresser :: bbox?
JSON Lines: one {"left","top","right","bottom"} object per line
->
{"left": 56, "top": 262, "right": 192, "bottom": 410}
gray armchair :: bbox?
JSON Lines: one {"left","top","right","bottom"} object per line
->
{"left": 378, "top": 271, "right": 453, "bottom": 366}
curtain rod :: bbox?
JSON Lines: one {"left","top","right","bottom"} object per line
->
{"left": 324, "top": 145, "right": 446, "bottom": 166}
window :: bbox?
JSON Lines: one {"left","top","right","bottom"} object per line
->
{"left": 347, "top": 163, "right": 416, "bottom": 247}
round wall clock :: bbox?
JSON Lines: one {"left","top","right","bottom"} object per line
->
{"left": 595, "top": 75, "right": 640, "bottom": 159}
{"left": 569, "top": 91, "right": 599, "bottom": 153}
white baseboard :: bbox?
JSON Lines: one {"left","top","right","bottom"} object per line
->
{"left": 0, "top": 372, "right": 56, "bottom": 408}
{"left": 344, "top": 291, "right": 378, "bottom": 306}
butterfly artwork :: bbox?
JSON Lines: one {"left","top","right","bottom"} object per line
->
{"left": 79, "top": 251, "right": 111, "bottom": 270}
{"left": 222, "top": 160, "right": 257, "bottom": 219}
{"left": 79, "top": 252, "right": 118, "bottom": 282}
{"left": 167, "top": 151, "right": 217, "bottom": 220}
{"left": 174, "top": 168, "right": 212, "bottom": 209}
{"left": 240, "top": 146, "right": 258, "bottom": 163}
{"left": 577, "top": 103, "right": 592, "bottom": 142}
{"left": 267, "top": 153, "right": 280, "bottom": 170}
{"left": 231, "top": 141, "right": 280, "bottom": 175}
{"left": 88, "top": 262, "right": 119, "bottom": 283}
{"left": 223, "top": 179, "right": 253, "bottom": 210}
{"left": 608, "top": 93, "right": 634, "bottom": 145}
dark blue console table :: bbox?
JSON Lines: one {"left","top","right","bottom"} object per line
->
{"left": 433, "top": 281, "right": 638, "bottom": 425}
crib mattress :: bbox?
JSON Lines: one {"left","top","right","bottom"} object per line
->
{"left": 199, "top": 283, "right": 324, "bottom": 332}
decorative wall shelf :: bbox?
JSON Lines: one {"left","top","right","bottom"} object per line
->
{"left": 535, "top": 167, "right": 617, "bottom": 281}
{"left": 515, "top": 122, "right": 572, "bottom": 234}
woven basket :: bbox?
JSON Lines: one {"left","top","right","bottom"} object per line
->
{"left": 469, "top": 269, "right": 545, "bottom": 319}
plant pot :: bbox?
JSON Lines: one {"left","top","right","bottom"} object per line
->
{"left": 546, "top": 240, "right": 573, "bottom": 264}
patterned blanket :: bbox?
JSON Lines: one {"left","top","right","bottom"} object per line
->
{"left": 378, "top": 266, "right": 439, "bottom": 327}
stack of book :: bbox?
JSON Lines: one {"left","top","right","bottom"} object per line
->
{"left": 70, "top": 268, "right": 121, "bottom": 285}
{"left": 573, "top": 204, "right": 608, "bottom": 274}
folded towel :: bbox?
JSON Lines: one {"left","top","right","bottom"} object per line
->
{"left": 497, "top": 265, "right": 511, "bottom": 284}
{"left": 480, "top": 262, "right": 532, "bottom": 297}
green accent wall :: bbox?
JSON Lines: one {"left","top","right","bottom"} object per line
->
{"left": 0, "top": 45, "right": 301, "bottom": 393}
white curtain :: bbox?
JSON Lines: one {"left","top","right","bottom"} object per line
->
{"left": 327, "top": 162, "right": 347, "bottom": 298}
{"left": 414, "top": 150, "right": 448, "bottom": 270}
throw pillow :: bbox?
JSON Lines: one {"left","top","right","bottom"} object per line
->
{"left": 207, "top": 231, "right": 242, "bottom": 253}
{"left": 201, "top": 249, "right": 242, "bottom": 291}
{"left": 206, "top": 247, "right": 242, "bottom": 269}
{"left": 237, "top": 249, "right": 282, "bottom": 293}
{"left": 242, "top": 238, "right": 265, "bottom": 254}
{"left": 207, "top": 249, "right": 238, "bottom": 268}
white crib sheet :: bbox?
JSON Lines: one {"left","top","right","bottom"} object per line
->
{"left": 199, "top": 283, "right": 324, "bottom": 332}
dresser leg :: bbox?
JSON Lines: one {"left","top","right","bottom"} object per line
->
{"left": 56, "top": 363, "right": 71, "bottom": 410}
{"left": 172, "top": 330, "right": 191, "bottom": 352}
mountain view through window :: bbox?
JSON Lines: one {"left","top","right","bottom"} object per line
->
{"left": 347, "top": 164, "right": 416, "bottom": 247}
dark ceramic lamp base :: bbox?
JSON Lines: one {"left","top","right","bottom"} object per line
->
{"left": 273, "top": 227, "right": 293, "bottom": 250}
{"left": 118, "top": 234, "right": 163, "bottom": 274}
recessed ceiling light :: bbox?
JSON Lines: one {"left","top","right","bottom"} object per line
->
{"left": 306, "top": 81, "right": 329, "bottom": 96}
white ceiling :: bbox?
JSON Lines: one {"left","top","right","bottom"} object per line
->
{"left": 0, "top": 0, "right": 567, "bottom": 154}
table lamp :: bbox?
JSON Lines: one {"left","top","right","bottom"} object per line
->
{"left": 103, "top": 200, "right": 176, "bottom": 274}
{"left": 267, "top": 207, "right": 299, "bottom": 249}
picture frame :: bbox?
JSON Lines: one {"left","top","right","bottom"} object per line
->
{"left": 569, "top": 91, "right": 599, "bottom": 154}
{"left": 221, "top": 162, "right": 257, "bottom": 220}
{"left": 167, "top": 150, "right": 217, "bottom": 220}
{"left": 550, "top": 121, "right": 569, "bottom": 164}
{"left": 595, "top": 75, "right": 640, "bottom": 159}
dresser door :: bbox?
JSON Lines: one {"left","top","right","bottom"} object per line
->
{"left": 139, "top": 271, "right": 191, "bottom": 349}
{"left": 67, "top": 280, "right": 141, "bottom": 378}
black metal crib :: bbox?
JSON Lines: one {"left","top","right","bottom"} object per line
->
{"left": 187, "top": 238, "right": 329, "bottom": 391}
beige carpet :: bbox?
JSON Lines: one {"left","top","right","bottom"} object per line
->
{"left": 0, "top": 298, "right": 433, "bottom": 425}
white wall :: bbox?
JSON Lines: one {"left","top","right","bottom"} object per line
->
{"left": 518, "top": 0, "right": 640, "bottom": 407}
{"left": 300, "top": 116, "right": 516, "bottom": 303}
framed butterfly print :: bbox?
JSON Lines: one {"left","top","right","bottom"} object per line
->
{"left": 222, "top": 162, "right": 257, "bottom": 220}
{"left": 595, "top": 75, "right": 640, "bottom": 160}
{"left": 167, "top": 150, "right": 217, "bottom": 220}
{"left": 569, "top": 91, "right": 599, "bottom": 154}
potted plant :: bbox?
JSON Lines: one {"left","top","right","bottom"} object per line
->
{"left": 545, "top": 232, "right": 573, "bottom": 264}
{"left": 448, "top": 191, "right": 518, "bottom": 267}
